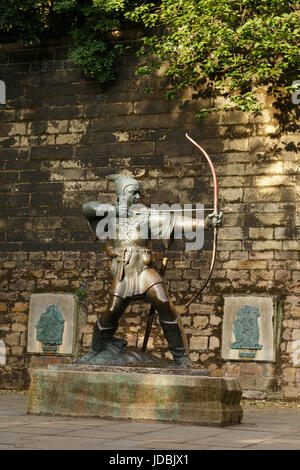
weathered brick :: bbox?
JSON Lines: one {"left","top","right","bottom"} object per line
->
{"left": 46, "top": 120, "right": 69, "bottom": 134}
{"left": 275, "top": 270, "right": 291, "bottom": 281}
{"left": 11, "top": 323, "right": 26, "bottom": 332}
{"left": 226, "top": 270, "right": 250, "bottom": 280}
{"left": 252, "top": 241, "right": 282, "bottom": 251}
{"left": 30, "top": 145, "right": 73, "bottom": 160}
{"left": 219, "top": 110, "right": 249, "bottom": 125}
{"left": 250, "top": 270, "right": 274, "bottom": 281}
{"left": 237, "top": 260, "right": 268, "bottom": 270}
{"left": 12, "top": 303, "right": 28, "bottom": 312}
{"left": 16, "top": 313, "right": 27, "bottom": 323}
{"left": 249, "top": 228, "right": 274, "bottom": 239}
{"left": 0, "top": 110, "right": 15, "bottom": 122}
{"left": 5, "top": 333, "right": 20, "bottom": 346}
{"left": 209, "top": 336, "right": 220, "bottom": 350}
{"left": 222, "top": 260, "right": 238, "bottom": 269}
{"left": 50, "top": 279, "right": 69, "bottom": 288}
{"left": 47, "top": 105, "right": 84, "bottom": 120}
{"left": 84, "top": 102, "right": 132, "bottom": 117}
{"left": 170, "top": 280, "right": 189, "bottom": 292}
{"left": 219, "top": 188, "right": 243, "bottom": 202}
{"left": 11, "top": 346, "right": 25, "bottom": 356}
{"left": 290, "top": 307, "right": 300, "bottom": 318}
{"left": 244, "top": 187, "right": 296, "bottom": 203}
{"left": 193, "top": 316, "right": 209, "bottom": 329}
{"left": 189, "top": 336, "right": 208, "bottom": 350}
{"left": 282, "top": 385, "right": 300, "bottom": 398}
{"left": 254, "top": 175, "right": 289, "bottom": 187}
{"left": 224, "top": 138, "right": 249, "bottom": 151}
{"left": 291, "top": 329, "right": 300, "bottom": 340}
{"left": 249, "top": 251, "right": 274, "bottom": 260}
{"left": 19, "top": 170, "right": 50, "bottom": 182}
{"left": 134, "top": 100, "right": 169, "bottom": 115}
{"left": 283, "top": 240, "right": 299, "bottom": 250}
{"left": 210, "top": 315, "right": 222, "bottom": 326}
{"left": 218, "top": 241, "right": 242, "bottom": 251}
{"left": 56, "top": 134, "right": 81, "bottom": 145}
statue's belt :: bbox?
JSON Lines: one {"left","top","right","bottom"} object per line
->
{"left": 116, "top": 247, "right": 151, "bottom": 281}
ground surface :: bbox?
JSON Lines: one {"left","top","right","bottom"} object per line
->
{"left": 0, "top": 392, "right": 299, "bottom": 450}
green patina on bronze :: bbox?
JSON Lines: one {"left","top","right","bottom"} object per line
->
{"left": 231, "top": 305, "right": 263, "bottom": 351}
{"left": 238, "top": 351, "right": 256, "bottom": 359}
{"left": 35, "top": 304, "right": 65, "bottom": 353}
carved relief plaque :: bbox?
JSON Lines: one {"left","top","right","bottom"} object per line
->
{"left": 27, "top": 293, "right": 78, "bottom": 355}
{"left": 222, "top": 295, "right": 277, "bottom": 362}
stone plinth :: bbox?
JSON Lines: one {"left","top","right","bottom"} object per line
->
{"left": 27, "top": 365, "right": 243, "bottom": 426}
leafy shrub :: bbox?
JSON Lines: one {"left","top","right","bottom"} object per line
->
{"left": 0, "top": 0, "right": 298, "bottom": 115}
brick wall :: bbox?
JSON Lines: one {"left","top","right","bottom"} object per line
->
{"left": 0, "top": 35, "right": 299, "bottom": 397}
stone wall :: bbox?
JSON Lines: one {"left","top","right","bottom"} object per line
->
{"left": 0, "top": 35, "right": 299, "bottom": 397}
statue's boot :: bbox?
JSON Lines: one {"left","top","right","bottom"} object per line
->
{"left": 75, "top": 321, "right": 116, "bottom": 363}
{"left": 160, "top": 320, "right": 193, "bottom": 368}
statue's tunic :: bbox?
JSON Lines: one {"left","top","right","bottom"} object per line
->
{"left": 82, "top": 201, "right": 202, "bottom": 300}
{"left": 110, "top": 211, "right": 175, "bottom": 299}
{"left": 82, "top": 202, "right": 177, "bottom": 299}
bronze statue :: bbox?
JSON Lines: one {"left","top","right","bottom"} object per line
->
{"left": 77, "top": 174, "right": 222, "bottom": 367}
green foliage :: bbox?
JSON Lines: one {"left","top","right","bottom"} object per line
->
{"left": 75, "top": 280, "right": 87, "bottom": 312}
{"left": 0, "top": 0, "right": 136, "bottom": 83}
{"left": 126, "top": 0, "right": 300, "bottom": 115}
{"left": 69, "top": 30, "right": 116, "bottom": 82}
{"left": 0, "top": 0, "right": 298, "bottom": 114}
{"left": 53, "top": 0, "right": 136, "bottom": 83}
{"left": 75, "top": 286, "right": 86, "bottom": 303}
{"left": 0, "top": 0, "right": 52, "bottom": 45}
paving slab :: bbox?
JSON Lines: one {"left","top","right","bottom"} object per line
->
{"left": 0, "top": 393, "right": 300, "bottom": 450}
{"left": 14, "top": 435, "right": 114, "bottom": 451}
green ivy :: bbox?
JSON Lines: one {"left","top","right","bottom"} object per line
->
{"left": 0, "top": 0, "right": 299, "bottom": 115}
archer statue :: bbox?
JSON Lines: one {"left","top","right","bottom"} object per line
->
{"left": 77, "top": 135, "right": 223, "bottom": 368}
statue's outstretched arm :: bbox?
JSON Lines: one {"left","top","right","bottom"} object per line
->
{"left": 82, "top": 201, "right": 115, "bottom": 242}
{"left": 173, "top": 213, "right": 222, "bottom": 232}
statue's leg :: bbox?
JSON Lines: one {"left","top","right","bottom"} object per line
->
{"left": 146, "top": 283, "right": 192, "bottom": 368}
{"left": 76, "top": 295, "right": 127, "bottom": 363}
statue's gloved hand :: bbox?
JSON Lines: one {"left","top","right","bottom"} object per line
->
{"left": 204, "top": 211, "right": 223, "bottom": 229}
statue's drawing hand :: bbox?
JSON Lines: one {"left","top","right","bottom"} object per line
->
{"left": 205, "top": 211, "right": 223, "bottom": 229}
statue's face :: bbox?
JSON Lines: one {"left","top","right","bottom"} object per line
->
{"left": 124, "top": 184, "right": 140, "bottom": 207}
{"left": 123, "top": 184, "right": 140, "bottom": 207}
